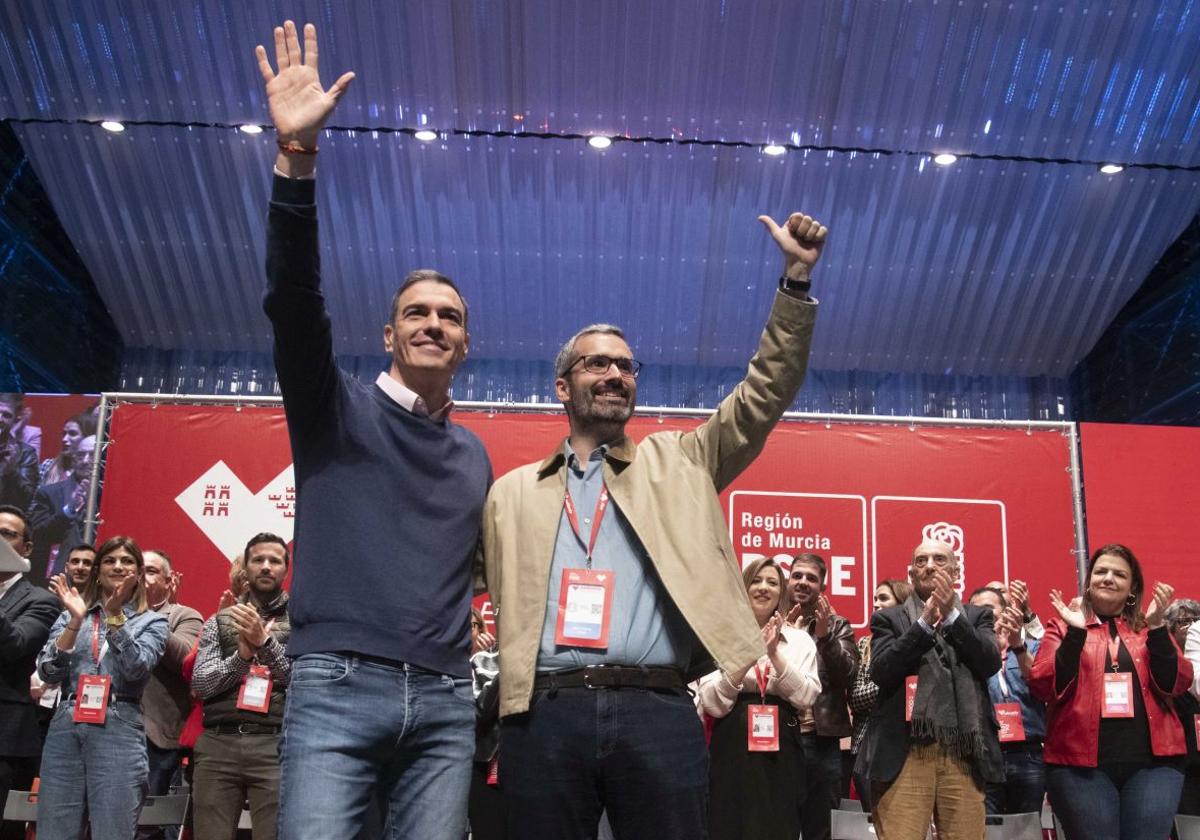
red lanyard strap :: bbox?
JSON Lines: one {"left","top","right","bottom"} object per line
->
{"left": 90, "top": 613, "right": 102, "bottom": 665}
{"left": 563, "top": 484, "right": 609, "bottom": 567}
{"left": 1107, "top": 632, "right": 1122, "bottom": 672}
{"left": 754, "top": 663, "right": 771, "bottom": 701}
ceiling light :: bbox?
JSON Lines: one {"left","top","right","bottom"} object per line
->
{"left": 588, "top": 135, "right": 612, "bottom": 149}
{"left": 100, "top": 121, "right": 125, "bottom": 133}
{"left": 763, "top": 144, "right": 787, "bottom": 156}
{"left": 238, "top": 124, "right": 263, "bottom": 135}
{"left": 933, "top": 153, "right": 957, "bottom": 166}
{"left": 1099, "top": 164, "right": 1124, "bottom": 174}
{"left": 414, "top": 129, "right": 438, "bottom": 142}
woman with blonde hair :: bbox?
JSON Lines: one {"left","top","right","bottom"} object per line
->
{"left": 697, "top": 557, "right": 820, "bottom": 840}
{"left": 36, "top": 535, "right": 169, "bottom": 839}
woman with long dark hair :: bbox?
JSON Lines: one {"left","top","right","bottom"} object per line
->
{"left": 697, "top": 557, "right": 820, "bottom": 840}
{"left": 36, "top": 535, "right": 168, "bottom": 839}
{"left": 1031, "top": 543, "right": 1192, "bottom": 840}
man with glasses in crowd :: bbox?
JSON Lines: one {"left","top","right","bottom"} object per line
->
{"left": 855, "top": 539, "right": 1003, "bottom": 840}
{"left": 481, "top": 211, "right": 828, "bottom": 839}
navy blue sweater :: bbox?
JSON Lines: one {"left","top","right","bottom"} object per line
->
{"left": 263, "top": 175, "right": 492, "bottom": 678}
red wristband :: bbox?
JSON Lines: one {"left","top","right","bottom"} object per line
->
{"left": 277, "top": 139, "right": 318, "bottom": 155}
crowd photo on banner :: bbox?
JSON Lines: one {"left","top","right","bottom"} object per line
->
{"left": 3, "top": 17, "right": 1200, "bottom": 840}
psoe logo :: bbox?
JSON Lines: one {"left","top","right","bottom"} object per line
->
{"left": 922, "top": 521, "right": 966, "bottom": 595}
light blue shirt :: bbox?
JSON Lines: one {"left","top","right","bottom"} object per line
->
{"left": 37, "top": 603, "right": 169, "bottom": 698}
{"left": 537, "top": 444, "right": 694, "bottom": 672}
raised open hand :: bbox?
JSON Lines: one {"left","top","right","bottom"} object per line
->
{"left": 49, "top": 573, "right": 87, "bottom": 621}
{"left": 1049, "top": 588, "right": 1086, "bottom": 629}
{"left": 1143, "top": 582, "right": 1175, "bottom": 629}
{"left": 761, "top": 613, "right": 784, "bottom": 657}
{"left": 102, "top": 573, "right": 137, "bottom": 617}
{"left": 757, "top": 212, "right": 828, "bottom": 278}
{"left": 255, "top": 21, "right": 355, "bottom": 148}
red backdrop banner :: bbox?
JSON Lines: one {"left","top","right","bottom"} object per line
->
{"left": 1080, "top": 422, "right": 1200, "bottom": 591}
{"left": 98, "top": 405, "right": 1079, "bottom": 628}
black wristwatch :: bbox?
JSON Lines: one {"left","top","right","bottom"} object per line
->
{"left": 778, "top": 274, "right": 812, "bottom": 298}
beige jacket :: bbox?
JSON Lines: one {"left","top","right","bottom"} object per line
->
{"left": 481, "top": 290, "right": 817, "bottom": 717}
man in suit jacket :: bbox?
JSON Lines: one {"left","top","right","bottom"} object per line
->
{"left": 0, "top": 505, "right": 60, "bottom": 840}
{"left": 855, "top": 539, "right": 1003, "bottom": 840}
{"left": 28, "top": 435, "right": 95, "bottom": 582}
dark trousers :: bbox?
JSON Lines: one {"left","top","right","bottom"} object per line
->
{"left": 0, "top": 756, "right": 38, "bottom": 840}
{"left": 799, "top": 734, "right": 843, "bottom": 840}
{"left": 1047, "top": 762, "right": 1183, "bottom": 840}
{"left": 193, "top": 731, "right": 281, "bottom": 840}
{"left": 467, "top": 760, "right": 506, "bottom": 840}
{"left": 137, "top": 742, "right": 183, "bottom": 840}
{"left": 984, "top": 746, "right": 1045, "bottom": 815}
{"left": 499, "top": 686, "right": 707, "bottom": 840}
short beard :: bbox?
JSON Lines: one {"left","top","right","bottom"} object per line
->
{"left": 569, "top": 379, "right": 635, "bottom": 429}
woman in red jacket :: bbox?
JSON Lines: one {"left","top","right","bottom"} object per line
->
{"left": 1030, "top": 543, "right": 1192, "bottom": 840}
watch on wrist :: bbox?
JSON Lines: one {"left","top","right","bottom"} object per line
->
{"left": 778, "top": 274, "right": 812, "bottom": 297}
{"left": 1010, "top": 643, "right": 1027, "bottom": 654}
{"left": 104, "top": 611, "right": 127, "bottom": 628}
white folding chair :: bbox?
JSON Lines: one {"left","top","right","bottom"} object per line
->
{"left": 138, "top": 793, "right": 190, "bottom": 826}
{"left": 1176, "top": 813, "right": 1200, "bottom": 840}
{"left": 2, "top": 790, "right": 37, "bottom": 824}
{"left": 984, "top": 812, "right": 1042, "bottom": 840}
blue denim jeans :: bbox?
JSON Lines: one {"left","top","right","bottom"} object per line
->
{"left": 276, "top": 653, "right": 475, "bottom": 840}
{"left": 38, "top": 699, "right": 150, "bottom": 840}
{"left": 499, "top": 686, "right": 708, "bottom": 840}
{"left": 985, "top": 747, "right": 1045, "bottom": 815}
{"left": 1046, "top": 762, "right": 1184, "bottom": 840}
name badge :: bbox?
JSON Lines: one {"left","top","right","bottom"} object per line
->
{"left": 905, "top": 675, "right": 919, "bottom": 722}
{"left": 995, "top": 702, "right": 1026, "bottom": 742}
{"left": 486, "top": 755, "right": 499, "bottom": 787}
{"left": 1194, "top": 714, "right": 1200, "bottom": 747}
{"left": 236, "top": 665, "right": 273, "bottom": 713}
{"left": 747, "top": 703, "right": 780, "bottom": 752}
{"left": 72, "top": 674, "right": 112, "bottom": 724}
{"left": 554, "top": 568, "right": 614, "bottom": 649}
{"left": 1102, "top": 672, "right": 1135, "bottom": 718}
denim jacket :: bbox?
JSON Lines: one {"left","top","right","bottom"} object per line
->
{"left": 37, "top": 603, "right": 169, "bottom": 699}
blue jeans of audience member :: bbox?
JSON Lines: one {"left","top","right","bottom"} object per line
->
{"left": 276, "top": 653, "right": 475, "bottom": 840}
{"left": 1046, "top": 761, "right": 1184, "bottom": 840}
{"left": 38, "top": 699, "right": 150, "bottom": 840}
{"left": 799, "top": 733, "right": 844, "bottom": 840}
{"left": 500, "top": 686, "right": 708, "bottom": 840}
{"left": 985, "top": 746, "right": 1045, "bottom": 815}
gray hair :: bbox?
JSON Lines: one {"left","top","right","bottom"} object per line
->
{"left": 1164, "top": 599, "right": 1200, "bottom": 629}
{"left": 554, "top": 324, "right": 627, "bottom": 378}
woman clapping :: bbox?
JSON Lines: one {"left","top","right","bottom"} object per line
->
{"left": 36, "top": 536, "right": 168, "bottom": 840}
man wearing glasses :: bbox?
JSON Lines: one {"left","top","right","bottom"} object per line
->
{"left": 855, "top": 540, "right": 1003, "bottom": 840}
{"left": 480, "top": 212, "right": 827, "bottom": 839}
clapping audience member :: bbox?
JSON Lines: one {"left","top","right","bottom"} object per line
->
{"left": 968, "top": 583, "right": 1047, "bottom": 815}
{"left": 29, "top": 434, "right": 96, "bottom": 580}
{"left": 697, "top": 557, "right": 820, "bottom": 840}
{"left": 848, "top": 578, "right": 911, "bottom": 807}
{"left": 0, "top": 395, "right": 38, "bottom": 512}
{"left": 854, "top": 540, "right": 1003, "bottom": 840}
{"left": 1031, "top": 544, "right": 1192, "bottom": 840}
{"left": 36, "top": 536, "right": 169, "bottom": 840}
{"left": 786, "top": 553, "right": 859, "bottom": 840}
{"left": 38, "top": 413, "right": 96, "bottom": 486}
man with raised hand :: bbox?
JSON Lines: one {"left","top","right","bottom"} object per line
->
{"left": 856, "top": 540, "right": 1003, "bottom": 840}
{"left": 482, "top": 210, "right": 828, "bottom": 839}
{"left": 254, "top": 21, "right": 492, "bottom": 840}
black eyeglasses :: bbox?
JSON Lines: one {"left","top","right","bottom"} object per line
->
{"left": 567, "top": 354, "right": 643, "bottom": 379}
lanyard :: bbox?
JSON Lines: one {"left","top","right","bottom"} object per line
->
{"left": 1107, "top": 629, "right": 1122, "bottom": 672}
{"left": 563, "top": 484, "right": 609, "bottom": 567}
{"left": 754, "top": 662, "right": 771, "bottom": 701}
{"left": 90, "top": 613, "right": 111, "bottom": 665}
{"left": 996, "top": 660, "right": 1012, "bottom": 699}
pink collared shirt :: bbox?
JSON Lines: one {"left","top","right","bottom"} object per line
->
{"left": 373, "top": 372, "right": 454, "bottom": 422}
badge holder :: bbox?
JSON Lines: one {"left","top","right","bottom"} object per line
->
{"left": 237, "top": 664, "right": 273, "bottom": 713}
{"left": 1101, "top": 635, "right": 1135, "bottom": 719}
{"left": 73, "top": 674, "right": 112, "bottom": 724}
{"left": 905, "top": 675, "right": 919, "bottom": 722}
{"left": 747, "top": 664, "right": 780, "bottom": 752}
{"left": 995, "top": 703, "right": 1026, "bottom": 742}
{"left": 554, "top": 568, "right": 614, "bottom": 648}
